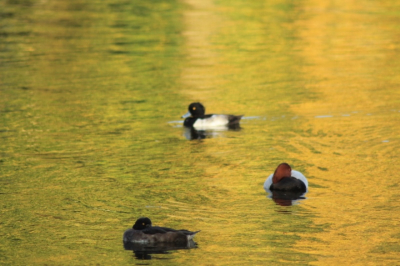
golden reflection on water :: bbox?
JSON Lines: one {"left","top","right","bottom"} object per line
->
{"left": 290, "top": 2, "right": 400, "bottom": 263}
{"left": 181, "top": 0, "right": 400, "bottom": 265}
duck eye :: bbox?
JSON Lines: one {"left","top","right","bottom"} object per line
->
{"left": 142, "top": 223, "right": 145, "bottom": 226}
{"left": 192, "top": 107, "right": 196, "bottom": 110}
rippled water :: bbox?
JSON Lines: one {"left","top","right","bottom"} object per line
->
{"left": 1, "top": 0, "right": 400, "bottom": 265}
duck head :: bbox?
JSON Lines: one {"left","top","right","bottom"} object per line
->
{"left": 272, "top": 163, "right": 292, "bottom": 184}
{"left": 182, "top": 102, "right": 206, "bottom": 118}
{"left": 133, "top": 217, "right": 152, "bottom": 230}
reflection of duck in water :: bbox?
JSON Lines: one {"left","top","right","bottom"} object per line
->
{"left": 123, "top": 217, "right": 200, "bottom": 244}
{"left": 183, "top": 126, "right": 232, "bottom": 140}
{"left": 264, "top": 163, "right": 308, "bottom": 206}
{"left": 182, "top": 102, "right": 243, "bottom": 130}
{"left": 124, "top": 239, "right": 198, "bottom": 260}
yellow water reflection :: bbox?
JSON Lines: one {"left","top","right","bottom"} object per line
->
{"left": 291, "top": 1, "right": 400, "bottom": 264}
{"left": 182, "top": 0, "right": 400, "bottom": 265}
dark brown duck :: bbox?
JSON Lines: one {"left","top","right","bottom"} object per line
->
{"left": 123, "top": 217, "right": 200, "bottom": 244}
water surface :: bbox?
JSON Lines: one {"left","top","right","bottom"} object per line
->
{"left": 1, "top": 0, "right": 400, "bottom": 265}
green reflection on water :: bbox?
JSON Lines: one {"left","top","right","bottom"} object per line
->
{"left": 1, "top": 0, "right": 189, "bottom": 264}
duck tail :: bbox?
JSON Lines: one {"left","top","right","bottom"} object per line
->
{"left": 227, "top": 115, "right": 243, "bottom": 130}
{"left": 228, "top": 115, "right": 243, "bottom": 123}
{"left": 187, "top": 230, "right": 201, "bottom": 240}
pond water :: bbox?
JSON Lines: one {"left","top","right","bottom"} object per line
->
{"left": 1, "top": 0, "right": 400, "bottom": 265}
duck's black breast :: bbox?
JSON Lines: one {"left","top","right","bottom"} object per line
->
{"left": 269, "top": 177, "right": 306, "bottom": 192}
{"left": 183, "top": 117, "right": 197, "bottom": 127}
{"left": 123, "top": 229, "right": 151, "bottom": 243}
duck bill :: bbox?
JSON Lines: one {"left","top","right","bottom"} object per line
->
{"left": 181, "top": 111, "right": 191, "bottom": 118}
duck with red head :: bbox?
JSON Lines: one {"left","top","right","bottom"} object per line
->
{"left": 264, "top": 163, "right": 308, "bottom": 193}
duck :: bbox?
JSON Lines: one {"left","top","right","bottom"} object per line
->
{"left": 263, "top": 163, "right": 308, "bottom": 193}
{"left": 123, "top": 217, "right": 200, "bottom": 244}
{"left": 181, "top": 102, "right": 243, "bottom": 129}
